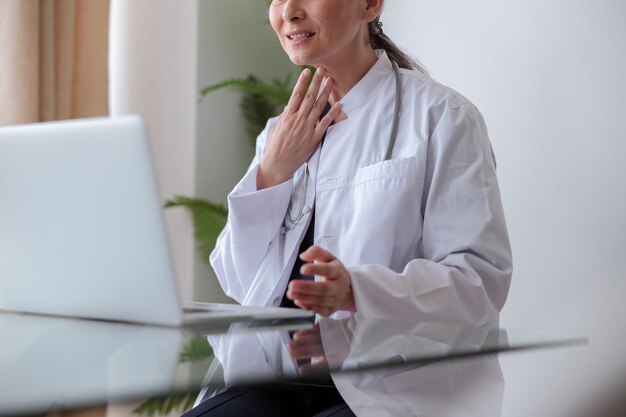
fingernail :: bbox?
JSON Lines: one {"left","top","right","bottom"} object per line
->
{"left": 317, "top": 67, "right": 325, "bottom": 77}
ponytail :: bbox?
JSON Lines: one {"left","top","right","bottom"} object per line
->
{"left": 369, "top": 17, "right": 427, "bottom": 75}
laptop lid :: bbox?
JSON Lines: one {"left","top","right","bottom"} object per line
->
{"left": 0, "top": 116, "right": 184, "bottom": 326}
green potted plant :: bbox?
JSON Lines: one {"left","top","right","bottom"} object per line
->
{"left": 132, "top": 337, "right": 214, "bottom": 416}
{"left": 164, "top": 72, "right": 293, "bottom": 265}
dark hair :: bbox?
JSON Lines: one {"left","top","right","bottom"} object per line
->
{"left": 369, "top": 16, "right": 427, "bottom": 74}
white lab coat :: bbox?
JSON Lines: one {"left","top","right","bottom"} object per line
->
{"left": 318, "top": 317, "right": 505, "bottom": 417}
{"left": 195, "top": 316, "right": 504, "bottom": 416}
{"left": 210, "top": 50, "right": 512, "bottom": 326}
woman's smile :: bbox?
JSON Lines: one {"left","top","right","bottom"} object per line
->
{"left": 285, "top": 30, "right": 316, "bottom": 45}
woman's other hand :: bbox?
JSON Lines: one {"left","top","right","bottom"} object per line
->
{"left": 257, "top": 67, "right": 340, "bottom": 190}
{"left": 287, "top": 323, "right": 330, "bottom": 375}
{"left": 286, "top": 245, "right": 356, "bottom": 317}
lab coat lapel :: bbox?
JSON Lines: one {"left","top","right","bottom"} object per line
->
{"left": 315, "top": 50, "right": 397, "bottom": 186}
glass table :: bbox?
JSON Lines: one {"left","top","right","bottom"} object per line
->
{"left": 0, "top": 312, "right": 586, "bottom": 417}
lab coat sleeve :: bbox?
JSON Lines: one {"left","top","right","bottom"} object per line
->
{"left": 209, "top": 119, "right": 293, "bottom": 303}
{"left": 348, "top": 102, "right": 512, "bottom": 326}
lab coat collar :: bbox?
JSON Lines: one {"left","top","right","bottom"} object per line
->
{"left": 337, "top": 49, "right": 394, "bottom": 116}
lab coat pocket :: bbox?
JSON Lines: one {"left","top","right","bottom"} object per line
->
{"left": 380, "top": 357, "right": 504, "bottom": 417}
{"left": 382, "top": 360, "right": 473, "bottom": 393}
{"left": 316, "top": 156, "right": 424, "bottom": 269}
{"left": 312, "top": 234, "right": 338, "bottom": 261}
{"left": 354, "top": 155, "right": 421, "bottom": 185}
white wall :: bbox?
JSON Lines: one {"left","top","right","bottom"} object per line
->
{"left": 193, "top": 1, "right": 293, "bottom": 302}
{"left": 107, "top": 3, "right": 201, "bottom": 416}
{"left": 385, "top": 1, "right": 626, "bottom": 416}
{"left": 109, "top": 0, "right": 199, "bottom": 301}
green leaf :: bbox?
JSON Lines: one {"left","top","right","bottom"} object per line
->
{"left": 132, "top": 398, "right": 159, "bottom": 417}
{"left": 199, "top": 78, "right": 291, "bottom": 106}
{"left": 239, "top": 76, "right": 282, "bottom": 143}
{"left": 179, "top": 338, "right": 214, "bottom": 363}
{"left": 201, "top": 73, "right": 295, "bottom": 144}
{"left": 163, "top": 395, "right": 181, "bottom": 415}
{"left": 183, "top": 394, "right": 197, "bottom": 412}
{"left": 132, "top": 338, "right": 213, "bottom": 416}
{"left": 164, "top": 196, "right": 228, "bottom": 265}
{"left": 133, "top": 392, "right": 199, "bottom": 416}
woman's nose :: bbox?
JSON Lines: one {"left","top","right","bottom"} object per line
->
{"left": 282, "top": 0, "right": 305, "bottom": 22}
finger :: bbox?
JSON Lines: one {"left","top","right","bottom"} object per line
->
{"left": 292, "top": 330, "right": 321, "bottom": 344}
{"left": 292, "top": 292, "right": 333, "bottom": 308}
{"left": 293, "top": 299, "right": 315, "bottom": 310}
{"left": 307, "top": 78, "right": 334, "bottom": 123}
{"left": 292, "top": 298, "right": 334, "bottom": 312}
{"left": 315, "top": 305, "right": 335, "bottom": 317}
{"left": 287, "top": 340, "right": 313, "bottom": 356}
{"left": 298, "top": 67, "right": 326, "bottom": 115}
{"left": 285, "top": 68, "right": 312, "bottom": 113}
{"left": 300, "top": 261, "right": 340, "bottom": 278}
{"left": 295, "top": 300, "right": 335, "bottom": 318}
{"left": 290, "top": 333, "right": 320, "bottom": 347}
{"left": 300, "top": 245, "right": 336, "bottom": 262}
{"left": 289, "top": 287, "right": 332, "bottom": 306}
{"left": 289, "top": 285, "right": 337, "bottom": 309}
{"left": 298, "top": 359, "right": 330, "bottom": 376}
{"left": 289, "top": 348, "right": 314, "bottom": 361}
{"left": 293, "top": 322, "right": 320, "bottom": 338}
{"left": 288, "top": 341, "right": 324, "bottom": 359}
{"left": 289, "top": 280, "right": 333, "bottom": 297}
{"left": 314, "top": 102, "right": 341, "bottom": 138}
{"left": 294, "top": 299, "right": 323, "bottom": 314}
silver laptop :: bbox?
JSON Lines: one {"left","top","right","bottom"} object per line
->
{"left": 0, "top": 115, "right": 313, "bottom": 327}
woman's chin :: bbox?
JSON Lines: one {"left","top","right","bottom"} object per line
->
{"left": 288, "top": 55, "right": 308, "bottom": 67}
{"left": 285, "top": 51, "right": 316, "bottom": 67}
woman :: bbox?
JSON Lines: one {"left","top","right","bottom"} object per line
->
{"left": 188, "top": 0, "right": 512, "bottom": 414}
{"left": 211, "top": 0, "right": 511, "bottom": 324}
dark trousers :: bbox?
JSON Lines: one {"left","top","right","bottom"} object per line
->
{"left": 182, "top": 383, "right": 356, "bottom": 417}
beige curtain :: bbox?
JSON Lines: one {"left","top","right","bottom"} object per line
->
{"left": 0, "top": 0, "right": 110, "bottom": 126}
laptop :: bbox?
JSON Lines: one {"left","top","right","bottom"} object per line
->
{"left": 0, "top": 115, "right": 313, "bottom": 327}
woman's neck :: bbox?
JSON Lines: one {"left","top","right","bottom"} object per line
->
{"left": 325, "top": 48, "right": 378, "bottom": 105}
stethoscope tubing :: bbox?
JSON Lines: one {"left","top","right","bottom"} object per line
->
{"left": 385, "top": 62, "right": 402, "bottom": 161}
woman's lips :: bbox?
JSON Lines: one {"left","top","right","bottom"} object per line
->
{"left": 286, "top": 32, "right": 316, "bottom": 45}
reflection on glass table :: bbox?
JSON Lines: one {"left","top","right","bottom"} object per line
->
{"left": 0, "top": 313, "right": 585, "bottom": 417}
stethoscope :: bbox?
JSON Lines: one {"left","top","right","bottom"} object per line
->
{"left": 281, "top": 62, "right": 402, "bottom": 234}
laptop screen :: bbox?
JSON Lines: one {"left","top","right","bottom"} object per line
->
{"left": 0, "top": 116, "right": 183, "bottom": 325}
